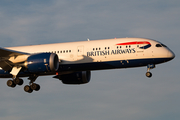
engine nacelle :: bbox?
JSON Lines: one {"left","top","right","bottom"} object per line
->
{"left": 25, "top": 53, "right": 59, "bottom": 73}
{"left": 59, "top": 71, "right": 91, "bottom": 84}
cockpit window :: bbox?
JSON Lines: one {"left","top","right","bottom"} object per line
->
{"left": 161, "top": 44, "right": 167, "bottom": 47}
{"left": 156, "top": 44, "right": 162, "bottom": 47}
{"left": 156, "top": 44, "right": 167, "bottom": 47}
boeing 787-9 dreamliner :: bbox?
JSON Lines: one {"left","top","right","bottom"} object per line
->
{"left": 0, "top": 38, "right": 175, "bottom": 93}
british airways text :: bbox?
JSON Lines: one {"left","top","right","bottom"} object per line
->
{"left": 87, "top": 48, "right": 136, "bottom": 57}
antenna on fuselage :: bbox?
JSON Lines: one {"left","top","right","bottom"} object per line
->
{"left": 87, "top": 38, "right": 90, "bottom": 41}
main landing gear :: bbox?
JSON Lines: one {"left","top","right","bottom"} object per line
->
{"left": 24, "top": 75, "right": 40, "bottom": 93}
{"left": 146, "top": 64, "right": 155, "bottom": 78}
{"left": 6, "top": 75, "right": 40, "bottom": 93}
{"left": 7, "top": 78, "right": 24, "bottom": 88}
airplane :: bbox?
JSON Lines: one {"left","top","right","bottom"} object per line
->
{"left": 0, "top": 38, "right": 175, "bottom": 93}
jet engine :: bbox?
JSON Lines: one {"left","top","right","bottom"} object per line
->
{"left": 58, "top": 71, "right": 91, "bottom": 84}
{"left": 25, "top": 53, "right": 59, "bottom": 73}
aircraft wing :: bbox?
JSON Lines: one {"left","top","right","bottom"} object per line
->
{"left": 0, "top": 47, "right": 29, "bottom": 58}
{"left": 0, "top": 47, "right": 30, "bottom": 71}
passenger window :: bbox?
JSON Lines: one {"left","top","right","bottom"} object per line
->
{"left": 156, "top": 44, "right": 162, "bottom": 47}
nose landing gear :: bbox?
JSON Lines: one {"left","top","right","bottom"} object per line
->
{"left": 146, "top": 72, "right": 152, "bottom": 78}
{"left": 146, "top": 64, "right": 155, "bottom": 78}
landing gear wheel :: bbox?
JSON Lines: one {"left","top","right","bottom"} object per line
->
{"left": 146, "top": 64, "right": 155, "bottom": 78}
{"left": 30, "top": 83, "right": 40, "bottom": 91}
{"left": 146, "top": 72, "right": 152, "bottom": 78}
{"left": 13, "top": 78, "right": 24, "bottom": 85}
{"left": 24, "top": 85, "right": 33, "bottom": 93}
{"left": 7, "top": 80, "right": 16, "bottom": 88}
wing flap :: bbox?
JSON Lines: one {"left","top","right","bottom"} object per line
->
{"left": 0, "top": 60, "right": 12, "bottom": 71}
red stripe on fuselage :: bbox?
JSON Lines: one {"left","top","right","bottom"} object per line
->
{"left": 116, "top": 41, "right": 151, "bottom": 45}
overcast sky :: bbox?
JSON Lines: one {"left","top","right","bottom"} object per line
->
{"left": 0, "top": 0, "right": 180, "bottom": 120}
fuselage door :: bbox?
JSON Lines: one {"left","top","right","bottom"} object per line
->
{"left": 136, "top": 42, "right": 153, "bottom": 58}
{"left": 136, "top": 43, "right": 145, "bottom": 58}
{"left": 77, "top": 46, "right": 84, "bottom": 57}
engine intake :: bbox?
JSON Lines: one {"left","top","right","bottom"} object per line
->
{"left": 25, "top": 53, "right": 59, "bottom": 73}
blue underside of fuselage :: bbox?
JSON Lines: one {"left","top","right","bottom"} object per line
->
{"left": 0, "top": 57, "right": 173, "bottom": 78}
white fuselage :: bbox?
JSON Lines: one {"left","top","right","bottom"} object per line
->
{"left": 6, "top": 38, "right": 174, "bottom": 67}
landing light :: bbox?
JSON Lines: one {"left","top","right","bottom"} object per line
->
{"left": 24, "top": 61, "right": 33, "bottom": 66}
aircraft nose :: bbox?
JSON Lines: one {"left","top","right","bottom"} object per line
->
{"left": 168, "top": 50, "right": 175, "bottom": 59}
